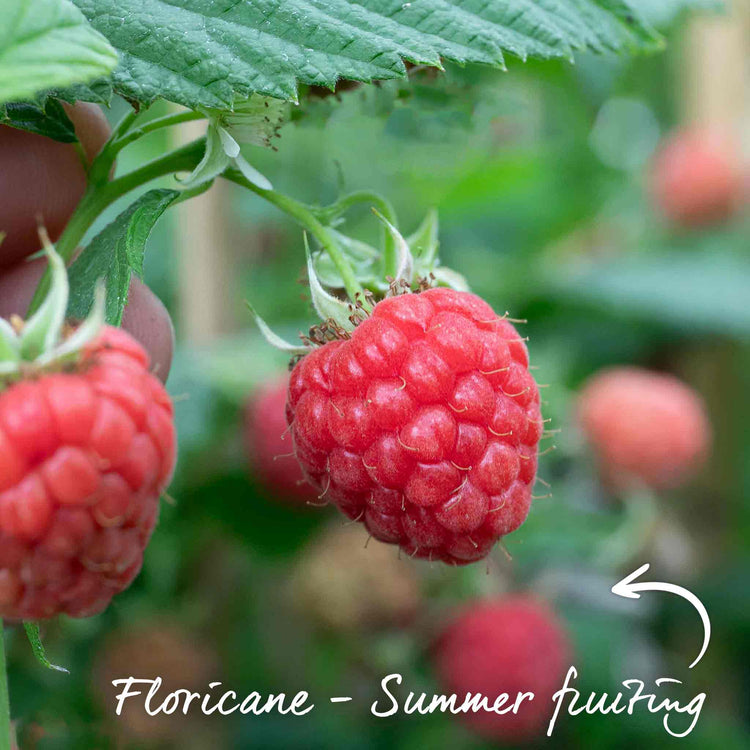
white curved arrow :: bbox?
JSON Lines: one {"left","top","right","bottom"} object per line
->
{"left": 611, "top": 563, "right": 711, "bottom": 669}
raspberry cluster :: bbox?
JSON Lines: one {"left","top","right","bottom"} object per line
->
{"left": 286, "top": 288, "right": 542, "bottom": 565}
{"left": 0, "top": 327, "right": 176, "bottom": 620}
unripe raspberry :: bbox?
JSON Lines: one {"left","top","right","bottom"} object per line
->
{"left": 0, "top": 327, "right": 176, "bottom": 620}
{"left": 434, "top": 596, "right": 571, "bottom": 742}
{"left": 650, "top": 127, "right": 745, "bottom": 228}
{"left": 245, "top": 375, "right": 314, "bottom": 505}
{"left": 288, "top": 523, "right": 420, "bottom": 631}
{"left": 286, "top": 288, "right": 543, "bottom": 565}
{"left": 93, "top": 621, "right": 218, "bottom": 743}
{"left": 577, "top": 367, "right": 710, "bottom": 491}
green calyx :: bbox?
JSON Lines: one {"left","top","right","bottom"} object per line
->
{"left": 0, "top": 239, "right": 105, "bottom": 381}
{"left": 311, "top": 208, "right": 468, "bottom": 297}
{"left": 249, "top": 203, "right": 469, "bottom": 356}
{"left": 182, "top": 94, "right": 289, "bottom": 191}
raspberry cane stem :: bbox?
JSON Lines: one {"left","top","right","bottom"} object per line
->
{"left": 0, "top": 619, "right": 10, "bottom": 750}
{"left": 224, "top": 168, "right": 367, "bottom": 303}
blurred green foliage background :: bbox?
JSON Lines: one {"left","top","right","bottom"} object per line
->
{"left": 6, "top": 5, "right": 749, "bottom": 749}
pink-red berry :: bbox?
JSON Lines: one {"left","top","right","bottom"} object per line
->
{"left": 245, "top": 375, "right": 313, "bottom": 505}
{"left": 577, "top": 367, "right": 710, "bottom": 491}
{"left": 650, "top": 127, "right": 745, "bottom": 228}
{"left": 434, "top": 596, "right": 571, "bottom": 742}
{"left": 0, "top": 326, "right": 176, "bottom": 620}
{"left": 286, "top": 288, "right": 543, "bottom": 565}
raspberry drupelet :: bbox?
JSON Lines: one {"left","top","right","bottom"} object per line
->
{"left": 286, "top": 288, "right": 543, "bottom": 565}
{"left": 0, "top": 327, "right": 176, "bottom": 620}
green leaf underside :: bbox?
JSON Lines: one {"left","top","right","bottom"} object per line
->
{"left": 0, "top": 0, "right": 118, "bottom": 106}
{"left": 0, "top": 99, "right": 77, "bottom": 142}
{"left": 67, "top": 189, "right": 179, "bottom": 325}
{"left": 51, "top": 77, "right": 113, "bottom": 105}
{"left": 72, "top": 0, "right": 661, "bottom": 109}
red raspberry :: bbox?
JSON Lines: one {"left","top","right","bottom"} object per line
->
{"left": 434, "top": 596, "right": 571, "bottom": 742}
{"left": 286, "top": 288, "right": 542, "bottom": 565}
{"left": 577, "top": 367, "right": 710, "bottom": 491}
{"left": 650, "top": 127, "right": 745, "bottom": 228}
{"left": 245, "top": 375, "right": 313, "bottom": 505}
{"left": 0, "top": 326, "right": 176, "bottom": 620}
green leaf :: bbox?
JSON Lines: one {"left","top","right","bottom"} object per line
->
{"left": 23, "top": 622, "right": 69, "bottom": 674}
{"left": 546, "top": 252, "right": 750, "bottom": 339}
{"left": 0, "top": 98, "right": 76, "bottom": 142}
{"left": 72, "top": 0, "right": 665, "bottom": 110}
{"left": 51, "top": 77, "right": 113, "bottom": 105}
{"left": 68, "top": 189, "right": 179, "bottom": 325}
{"left": 0, "top": 0, "right": 118, "bottom": 105}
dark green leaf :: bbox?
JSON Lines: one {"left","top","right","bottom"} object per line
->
{"left": 67, "top": 189, "right": 180, "bottom": 325}
{"left": 71, "top": 0, "right": 667, "bottom": 109}
{"left": 51, "top": 77, "right": 113, "bottom": 105}
{"left": 0, "top": 99, "right": 76, "bottom": 142}
{"left": 23, "top": 622, "right": 69, "bottom": 674}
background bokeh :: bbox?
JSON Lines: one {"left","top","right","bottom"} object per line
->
{"left": 5, "top": 4, "right": 749, "bottom": 748}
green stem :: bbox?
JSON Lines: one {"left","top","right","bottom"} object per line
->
{"left": 0, "top": 620, "right": 11, "bottom": 750}
{"left": 314, "top": 190, "right": 398, "bottom": 278}
{"left": 110, "top": 107, "right": 141, "bottom": 142}
{"left": 27, "top": 138, "right": 206, "bottom": 315}
{"left": 224, "top": 169, "right": 367, "bottom": 303}
{"left": 110, "top": 110, "right": 206, "bottom": 155}
{"left": 314, "top": 190, "right": 397, "bottom": 225}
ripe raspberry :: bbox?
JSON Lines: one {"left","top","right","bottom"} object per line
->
{"left": 0, "top": 326, "right": 176, "bottom": 620}
{"left": 245, "top": 375, "right": 314, "bottom": 505}
{"left": 650, "top": 127, "right": 745, "bottom": 228}
{"left": 577, "top": 367, "right": 710, "bottom": 491}
{"left": 434, "top": 596, "right": 571, "bottom": 742}
{"left": 286, "top": 288, "right": 543, "bottom": 565}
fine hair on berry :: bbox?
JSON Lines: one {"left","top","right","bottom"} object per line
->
{"left": 285, "top": 288, "right": 543, "bottom": 565}
{"left": 0, "top": 327, "right": 176, "bottom": 620}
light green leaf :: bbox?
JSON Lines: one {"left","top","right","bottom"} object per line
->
{"left": 72, "top": 0, "right": 666, "bottom": 110}
{"left": 0, "top": 0, "right": 118, "bottom": 105}
{"left": 67, "top": 189, "right": 179, "bottom": 325}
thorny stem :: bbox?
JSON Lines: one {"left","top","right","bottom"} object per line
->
{"left": 0, "top": 620, "right": 10, "bottom": 750}
{"left": 224, "top": 169, "right": 368, "bottom": 304}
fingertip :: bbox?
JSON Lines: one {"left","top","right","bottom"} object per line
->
{"left": 0, "top": 103, "right": 111, "bottom": 268}
{"left": 121, "top": 279, "right": 175, "bottom": 381}
{"left": 0, "top": 259, "right": 174, "bottom": 382}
